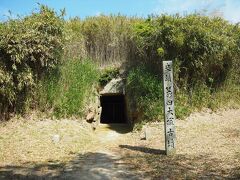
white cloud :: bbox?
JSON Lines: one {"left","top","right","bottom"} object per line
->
{"left": 222, "top": 1, "right": 240, "bottom": 23}
{"left": 95, "top": 11, "right": 102, "bottom": 17}
{"left": 154, "top": 0, "right": 213, "bottom": 14}
{"left": 154, "top": 0, "right": 240, "bottom": 23}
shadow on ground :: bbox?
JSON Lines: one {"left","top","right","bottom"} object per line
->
{"left": 119, "top": 145, "right": 166, "bottom": 155}
{"left": 0, "top": 152, "right": 141, "bottom": 180}
{"left": 1, "top": 145, "right": 239, "bottom": 180}
{"left": 119, "top": 145, "right": 240, "bottom": 179}
{"left": 97, "top": 123, "right": 133, "bottom": 134}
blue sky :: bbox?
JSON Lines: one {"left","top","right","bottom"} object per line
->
{"left": 0, "top": 0, "right": 240, "bottom": 23}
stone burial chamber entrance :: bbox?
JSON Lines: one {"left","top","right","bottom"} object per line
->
{"left": 100, "top": 94, "right": 127, "bottom": 124}
{"left": 99, "top": 78, "right": 128, "bottom": 124}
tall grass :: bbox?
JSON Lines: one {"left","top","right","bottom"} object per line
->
{"left": 38, "top": 59, "right": 99, "bottom": 118}
{"left": 126, "top": 66, "right": 164, "bottom": 124}
{"left": 127, "top": 65, "right": 240, "bottom": 128}
{"left": 65, "top": 15, "right": 142, "bottom": 67}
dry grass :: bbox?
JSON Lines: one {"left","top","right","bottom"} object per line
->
{"left": 117, "top": 109, "right": 240, "bottom": 179}
{"left": 0, "top": 114, "right": 96, "bottom": 167}
{"left": 0, "top": 109, "right": 240, "bottom": 179}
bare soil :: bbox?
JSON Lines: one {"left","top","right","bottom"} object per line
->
{"left": 0, "top": 109, "right": 240, "bottom": 179}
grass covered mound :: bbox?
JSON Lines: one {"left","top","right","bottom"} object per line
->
{"left": 1, "top": 5, "right": 240, "bottom": 122}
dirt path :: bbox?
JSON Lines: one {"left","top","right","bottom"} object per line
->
{"left": 59, "top": 150, "right": 143, "bottom": 180}
{"left": 59, "top": 124, "right": 145, "bottom": 180}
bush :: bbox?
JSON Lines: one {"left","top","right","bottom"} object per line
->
{"left": 126, "top": 66, "right": 164, "bottom": 123}
{"left": 0, "top": 5, "right": 64, "bottom": 118}
{"left": 126, "top": 65, "right": 191, "bottom": 124}
{"left": 1, "top": 10, "right": 240, "bottom": 122}
{"left": 127, "top": 15, "right": 240, "bottom": 125}
{"left": 38, "top": 59, "right": 99, "bottom": 118}
{"left": 99, "top": 67, "right": 119, "bottom": 86}
{"left": 65, "top": 15, "right": 142, "bottom": 66}
{"left": 126, "top": 65, "right": 240, "bottom": 126}
{"left": 133, "top": 15, "right": 239, "bottom": 88}
{"left": 64, "top": 17, "right": 86, "bottom": 60}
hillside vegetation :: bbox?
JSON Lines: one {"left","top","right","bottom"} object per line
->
{"left": 1, "top": 5, "right": 240, "bottom": 125}
{"left": 0, "top": 5, "right": 64, "bottom": 119}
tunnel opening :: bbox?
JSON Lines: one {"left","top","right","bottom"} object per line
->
{"left": 100, "top": 94, "right": 127, "bottom": 124}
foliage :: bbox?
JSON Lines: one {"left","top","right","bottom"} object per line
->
{"left": 127, "top": 65, "right": 240, "bottom": 127}
{"left": 1, "top": 9, "right": 240, "bottom": 122}
{"left": 99, "top": 67, "right": 119, "bottom": 86}
{"left": 127, "top": 15, "right": 240, "bottom": 124}
{"left": 38, "top": 59, "right": 99, "bottom": 118}
{"left": 126, "top": 66, "right": 164, "bottom": 123}
{"left": 64, "top": 17, "right": 86, "bottom": 60}
{"left": 65, "top": 15, "right": 142, "bottom": 66}
{"left": 133, "top": 15, "right": 240, "bottom": 88}
{"left": 0, "top": 5, "right": 64, "bottom": 117}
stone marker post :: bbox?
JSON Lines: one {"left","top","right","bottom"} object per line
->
{"left": 163, "top": 60, "right": 176, "bottom": 155}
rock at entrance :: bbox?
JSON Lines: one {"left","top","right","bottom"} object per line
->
{"left": 100, "top": 78, "right": 124, "bottom": 95}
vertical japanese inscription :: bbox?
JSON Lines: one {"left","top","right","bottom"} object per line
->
{"left": 163, "top": 61, "right": 176, "bottom": 155}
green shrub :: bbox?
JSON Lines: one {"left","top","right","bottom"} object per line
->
{"left": 133, "top": 15, "right": 239, "bottom": 88}
{"left": 126, "top": 65, "right": 191, "bottom": 124}
{"left": 64, "top": 17, "right": 86, "bottom": 60}
{"left": 38, "top": 59, "right": 99, "bottom": 118}
{"left": 126, "top": 66, "right": 164, "bottom": 123}
{"left": 99, "top": 67, "right": 119, "bottom": 86}
{"left": 126, "top": 65, "right": 240, "bottom": 126}
{"left": 0, "top": 5, "right": 64, "bottom": 117}
{"left": 127, "top": 15, "right": 240, "bottom": 125}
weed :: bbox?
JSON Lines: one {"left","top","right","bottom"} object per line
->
{"left": 99, "top": 67, "right": 119, "bottom": 86}
{"left": 38, "top": 59, "right": 99, "bottom": 118}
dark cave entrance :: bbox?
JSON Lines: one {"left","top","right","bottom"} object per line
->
{"left": 100, "top": 94, "right": 127, "bottom": 124}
